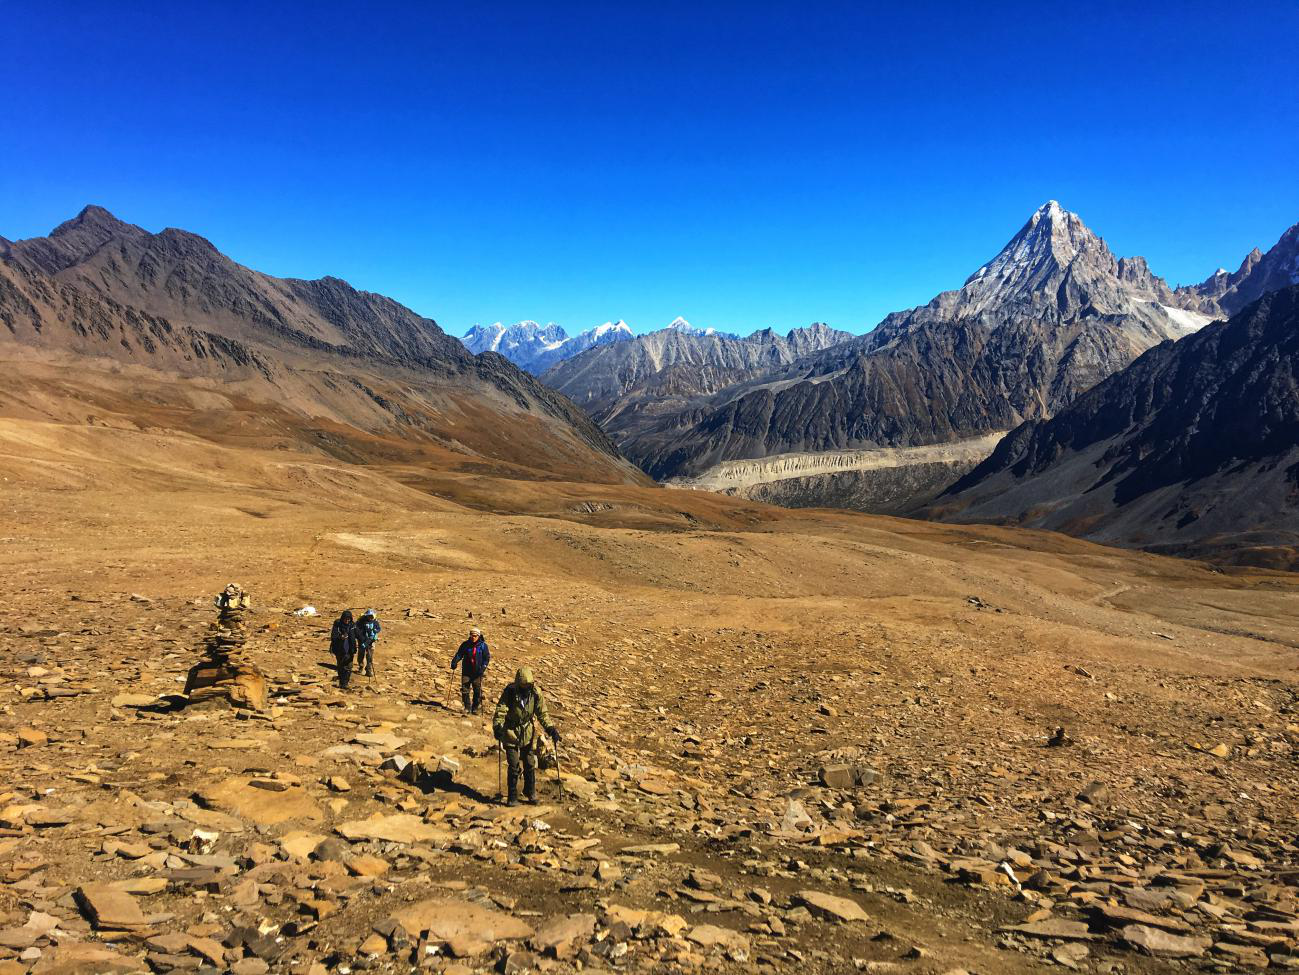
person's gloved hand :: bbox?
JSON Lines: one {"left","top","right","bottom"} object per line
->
{"left": 548, "top": 728, "right": 561, "bottom": 743}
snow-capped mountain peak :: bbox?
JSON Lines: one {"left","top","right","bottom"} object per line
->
{"left": 663, "top": 317, "right": 738, "bottom": 338}
{"left": 461, "top": 322, "right": 507, "bottom": 353}
{"left": 460, "top": 318, "right": 633, "bottom": 373}
{"left": 592, "top": 320, "right": 633, "bottom": 338}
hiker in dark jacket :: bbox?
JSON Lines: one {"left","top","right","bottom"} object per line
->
{"left": 330, "top": 610, "right": 357, "bottom": 690}
{"left": 354, "top": 609, "right": 381, "bottom": 677}
{"left": 450, "top": 626, "right": 490, "bottom": 714}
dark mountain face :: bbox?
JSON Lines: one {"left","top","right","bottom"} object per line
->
{"left": 3, "top": 205, "right": 470, "bottom": 367}
{"left": 628, "top": 202, "right": 1208, "bottom": 481}
{"left": 540, "top": 322, "right": 854, "bottom": 474}
{"left": 0, "top": 206, "right": 642, "bottom": 484}
{"left": 1176, "top": 222, "right": 1299, "bottom": 317}
{"left": 934, "top": 287, "right": 1299, "bottom": 568}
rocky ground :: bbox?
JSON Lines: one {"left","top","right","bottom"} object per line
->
{"left": 2, "top": 419, "right": 1299, "bottom": 975}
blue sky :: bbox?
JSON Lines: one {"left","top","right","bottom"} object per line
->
{"left": 3, "top": 1, "right": 1298, "bottom": 337}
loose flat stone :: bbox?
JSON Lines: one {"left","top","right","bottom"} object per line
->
{"left": 1091, "top": 903, "right": 1192, "bottom": 933}
{"left": 111, "top": 693, "right": 159, "bottom": 708}
{"left": 795, "top": 890, "right": 869, "bottom": 923}
{"left": 619, "top": 843, "right": 679, "bottom": 856}
{"left": 75, "top": 885, "right": 149, "bottom": 931}
{"left": 337, "top": 814, "right": 450, "bottom": 844}
{"left": 1121, "top": 924, "right": 1210, "bottom": 958}
{"left": 687, "top": 923, "right": 750, "bottom": 951}
{"left": 279, "top": 831, "right": 327, "bottom": 859}
{"left": 999, "top": 918, "right": 1098, "bottom": 941}
{"left": 346, "top": 854, "right": 391, "bottom": 877}
{"left": 388, "top": 897, "right": 532, "bottom": 955}
{"left": 195, "top": 777, "right": 322, "bottom": 826}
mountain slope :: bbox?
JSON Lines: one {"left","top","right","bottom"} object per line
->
{"left": 933, "top": 286, "right": 1299, "bottom": 568}
{"left": 461, "top": 319, "right": 633, "bottom": 373}
{"left": 0, "top": 206, "right": 644, "bottom": 484}
{"left": 638, "top": 202, "right": 1209, "bottom": 482}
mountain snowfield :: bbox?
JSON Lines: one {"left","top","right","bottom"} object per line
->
{"left": 461, "top": 319, "right": 633, "bottom": 373}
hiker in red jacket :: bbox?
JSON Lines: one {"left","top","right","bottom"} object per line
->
{"left": 450, "top": 627, "right": 491, "bottom": 714}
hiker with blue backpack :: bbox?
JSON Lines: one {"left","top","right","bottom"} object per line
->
{"left": 355, "top": 609, "right": 381, "bottom": 678}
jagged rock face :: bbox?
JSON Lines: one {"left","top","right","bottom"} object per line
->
{"left": 629, "top": 202, "right": 1207, "bottom": 480}
{"left": 1175, "top": 221, "right": 1299, "bottom": 316}
{"left": 461, "top": 320, "right": 633, "bottom": 374}
{"left": 543, "top": 322, "right": 853, "bottom": 415}
{"left": 0, "top": 206, "right": 641, "bottom": 483}
{"left": 936, "top": 286, "right": 1299, "bottom": 568}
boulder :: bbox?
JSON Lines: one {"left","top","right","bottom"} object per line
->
{"left": 184, "top": 661, "right": 267, "bottom": 711}
{"left": 818, "top": 764, "right": 879, "bottom": 789}
{"left": 529, "top": 913, "right": 596, "bottom": 958}
{"left": 279, "top": 831, "right": 327, "bottom": 860}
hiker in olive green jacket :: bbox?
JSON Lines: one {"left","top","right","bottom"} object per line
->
{"left": 492, "top": 667, "right": 561, "bottom": 806}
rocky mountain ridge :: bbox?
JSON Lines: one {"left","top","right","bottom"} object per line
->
{"left": 0, "top": 206, "right": 642, "bottom": 484}
{"left": 932, "top": 285, "right": 1299, "bottom": 568}
{"left": 1174, "top": 221, "right": 1299, "bottom": 316}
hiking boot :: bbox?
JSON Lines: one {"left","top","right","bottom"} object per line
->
{"left": 523, "top": 768, "right": 537, "bottom": 804}
{"left": 506, "top": 780, "right": 518, "bottom": 807}
{"left": 365, "top": 667, "right": 374, "bottom": 677}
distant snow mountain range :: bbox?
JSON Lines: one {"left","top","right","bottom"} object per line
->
{"left": 461, "top": 319, "right": 634, "bottom": 374}
{"left": 460, "top": 316, "right": 750, "bottom": 373}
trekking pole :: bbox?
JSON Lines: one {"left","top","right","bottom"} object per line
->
{"left": 496, "top": 740, "right": 503, "bottom": 798}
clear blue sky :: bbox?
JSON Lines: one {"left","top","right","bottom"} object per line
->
{"left": 3, "top": 2, "right": 1297, "bottom": 337}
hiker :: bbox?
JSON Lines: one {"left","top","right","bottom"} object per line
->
{"left": 450, "top": 626, "right": 490, "bottom": 714}
{"left": 330, "top": 610, "right": 357, "bottom": 690}
{"left": 355, "top": 609, "right": 381, "bottom": 677}
{"left": 492, "top": 666, "right": 561, "bottom": 806}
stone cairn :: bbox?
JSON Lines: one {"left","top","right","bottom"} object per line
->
{"left": 183, "top": 583, "right": 268, "bottom": 711}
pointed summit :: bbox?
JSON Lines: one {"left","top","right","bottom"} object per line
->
{"left": 955, "top": 200, "right": 1124, "bottom": 314}
{"left": 666, "top": 316, "right": 694, "bottom": 331}
{"left": 51, "top": 205, "right": 143, "bottom": 239}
